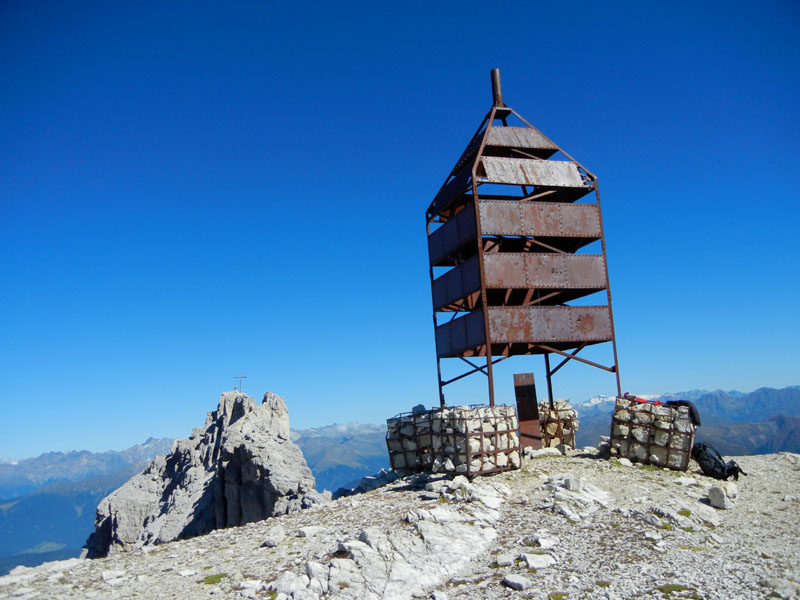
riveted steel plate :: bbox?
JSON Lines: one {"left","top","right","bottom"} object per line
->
{"left": 435, "top": 311, "right": 487, "bottom": 358}
{"left": 483, "top": 253, "right": 526, "bottom": 288}
{"left": 523, "top": 254, "right": 606, "bottom": 289}
{"left": 428, "top": 205, "right": 477, "bottom": 265}
{"left": 432, "top": 255, "right": 481, "bottom": 310}
{"left": 480, "top": 157, "right": 585, "bottom": 188}
{"left": 551, "top": 203, "right": 601, "bottom": 236}
{"left": 485, "top": 126, "right": 557, "bottom": 151}
{"left": 487, "top": 306, "right": 612, "bottom": 344}
{"left": 479, "top": 200, "right": 601, "bottom": 238}
{"left": 479, "top": 200, "right": 522, "bottom": 235}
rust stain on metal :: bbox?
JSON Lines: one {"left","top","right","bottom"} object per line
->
{"left": 487, "top": 306, "right": 612, "bottom": 346}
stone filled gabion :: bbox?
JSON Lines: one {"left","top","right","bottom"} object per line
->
{"left": 609, "top": 397, "right": 695, "bottom": 471}
{"left": 538, "top": 400, "right": 579, "bottom": 448}
{"left": 385, "top": 405, "right": 521, "bottom": 476}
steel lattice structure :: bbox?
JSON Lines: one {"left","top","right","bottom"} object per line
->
{"left": 426, "top": 69, "right": 621, "bottom": 408}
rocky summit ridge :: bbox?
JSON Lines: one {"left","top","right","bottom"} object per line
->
{"left": 2, "top": 447, "right": 798, "bottom": 599}
{"left": 82, "top": 391, "right": 328, "bottom": 558}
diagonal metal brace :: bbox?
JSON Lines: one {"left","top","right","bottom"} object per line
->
{"left": 548, "top": 343, "right": 588, "bottom": 377}
{"left": 441, "top": 356, "right": 512, "bottom": 386}
{"left": 537, "top": 344, "right": 616, "bottom": 373}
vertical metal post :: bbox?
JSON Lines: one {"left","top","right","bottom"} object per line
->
{"left": 490, "top": 68, "right": 504, "bottom": 107}
{"left": 544, "top": 353, "right": 555, "bottom": 410}
{"left": 594, "top": 184, "right": 623, "bottom": 398}
{"left": 427, "top": 214, "right": 446, "bottom": 407}
{"left": 514, "top": 373, "right": 542, "bottom": 450}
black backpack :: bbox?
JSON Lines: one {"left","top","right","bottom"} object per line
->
{"left": 691, "top": 442, "right": 748, "bottom": 481}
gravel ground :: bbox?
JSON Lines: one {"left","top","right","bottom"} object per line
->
{"left": 1, "top": 451, "right": 797, "bottom": 600}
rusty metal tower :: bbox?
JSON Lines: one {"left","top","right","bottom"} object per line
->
{"left": 426, "top": 69, "right": 621, "bottom": 408}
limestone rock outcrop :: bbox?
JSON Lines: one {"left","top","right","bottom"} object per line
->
{"left": 83, "top": 391, "right": 326, "bottom": 558}
{"left": 5, "top": 452, "right": 800, "bottom": 599}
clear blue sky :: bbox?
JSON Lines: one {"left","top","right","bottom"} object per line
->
{"left": 2, "top": 1, "right": 798, "bottom": 458}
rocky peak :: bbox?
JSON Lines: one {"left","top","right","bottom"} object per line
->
{"left": 82, "top": 391, "right": 327, "bottom": 558}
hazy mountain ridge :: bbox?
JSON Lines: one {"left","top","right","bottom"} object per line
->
{"left": 695, "top": 415, "right": 800, "bottom": 456}
{"left": 0, "top": 467, "right": 138, "bottom": 557}
{"left": 0, "top": 437, "right": 172, "bottom": 501}
{"left": 291, "top": 423, "right": 388, "bottom": 493}
{"left": 0, "top": 440, "right": 172, "bottom": 575}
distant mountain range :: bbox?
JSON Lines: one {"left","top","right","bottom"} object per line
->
{"left": 0, "top": 437, "right": 173, "bottom": 501}
{"left": 291, "top": 423, "right": 388, "bottom": 493}
{"left": 0, "top": 438, "right": 172, "bottom": 575}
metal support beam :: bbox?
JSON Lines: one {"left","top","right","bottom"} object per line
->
{"left": 544, "top": 353, "right": 555, "bottom": 410}
{"left": 548, "top": 343, "right": 588, "bottom": 377}
{"left": 538, "top": 344, "right": 616, "bottom": 373}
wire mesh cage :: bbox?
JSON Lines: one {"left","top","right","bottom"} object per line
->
{"left": 609, "top": 398, "right": 695, "bottom": 471}
{"left": 386, "top": 404, "right": 520, "bottom": 477}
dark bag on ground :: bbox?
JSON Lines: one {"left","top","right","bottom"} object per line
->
{"left": 691, "top": 442, "right": 747, "bottom": 481}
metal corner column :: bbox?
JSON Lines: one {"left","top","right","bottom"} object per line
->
{"left": 593, "top": 182, "right": 622, "bottom": 398}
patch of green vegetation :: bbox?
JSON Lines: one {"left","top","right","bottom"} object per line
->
{"left": 655, "top": 583, "right": 698, "bottom": 598}
{"left": 489, "top": 561, "right": 500, "bottom": 569}
{"left": 609, "top": 458, "right": 622, "bottom": 467}
{"left": 523, "top": 539, "right": 536, "bottom": 547}
{"left": 596, "top": 581, "right": 611, "bottom": 588}
{"left": 437, "top": 495, "right": 451, "bottom": 503}
{"left": 548, "top": 593, "right": 568, "bottom": 600}
{"left": 678, "top": 545, "right": 708, "bottom": 552}
{"left": 640, "top": 464, "right": 662, "bottom": 472}
{"left": 681, "top": 527, "right": 695, "bottom": 533}
{"left": 661, "top": 522, "right": 673, "bottom": 531}
{"left": 610, "top": 522, "right": 620, "bottom": 529}
{"left": 201, "top": 573, "right": 227, "bottom": 585}
{"left": 678, "top": 508, "right": 691, "bottom": 517}
{"left": 767, "top": 592, "right": 782, "bottom": 598}
{"left": 762, "top": 512, "right": 772, "bottom": 517}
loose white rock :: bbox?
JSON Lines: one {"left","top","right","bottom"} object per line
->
{"left": 503, "top": 574, "right": 533, "bottom": 590}
{"left": 520, "top": 552, "right": 557, "bottom": 569}
{"left": 297, "top": 526, "right": 325, "bottom": 538}
{"left": 709, "top": 486, "right": 736, "bottom": 509}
